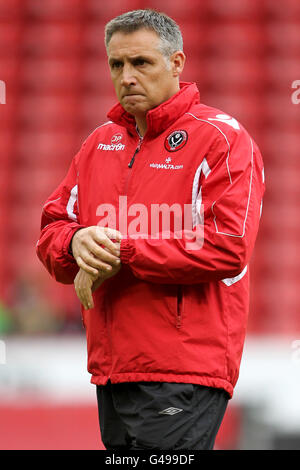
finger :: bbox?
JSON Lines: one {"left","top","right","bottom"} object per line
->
{"left": 75, "top": 285, "right": 87, "bottom": 310}
{"left": 76, "top": 284, "right": 90, "bottom": 310}
{"left": 88, "top": 241, "right": 121, "bottom": 266}
{"left": 78, "top": 250, "right": 114, "bottom": 273}
{"left": 103, "top": 227, "right": 123, "bottom": 242}
{"left": 80, "top": 292, "right": 90, "bottom": 310}
{"left": 76, "top": 256, "right": 100, "bottom": 277}
{"left": 85, "top": 288, "right": 94, "bottom": 310}
{"left": 94, "top": 228, "right": 121, "bottom": 256}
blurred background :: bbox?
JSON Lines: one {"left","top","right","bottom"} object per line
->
{"left": 0, "top": 0, "right": 300, "bottom": 450}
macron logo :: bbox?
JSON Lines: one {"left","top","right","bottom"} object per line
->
{"left": 208, "top": 114, "right": 240, "bottom": 130}
{"left": 97, "top": 142, "right": 125, "bottom": 151}
{"left": 158, "top": 407, "right": 183, "bottom": 415}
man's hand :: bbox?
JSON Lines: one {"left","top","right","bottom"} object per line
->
{"left": 74, "top": 262, "right": 121, "bottom": 310}
{"left": 71, "top": 226, "right": 122, "bottom": 277}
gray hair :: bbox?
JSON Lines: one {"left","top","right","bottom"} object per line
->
{"left": 105, "top": 9, "right": 183, "bottom": 58}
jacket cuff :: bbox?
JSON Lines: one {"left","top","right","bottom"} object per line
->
{"left": 120, "top": 238, "right": 135, "bottom": 264}
{"left": 62, "top": 224, "right": 86, "bottom": 262}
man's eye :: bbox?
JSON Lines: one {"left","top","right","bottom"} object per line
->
{"left": 112, "top": 62, "right": 122, "bottom": 69}
{"left": 134, "top": 59, "right": 146, "bottom": 66}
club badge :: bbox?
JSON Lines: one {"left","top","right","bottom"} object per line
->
{"left": 164, "top": 130, "right": 188, "bottom": 152}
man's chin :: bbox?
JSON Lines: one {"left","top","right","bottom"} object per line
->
{"left": 121, "top": 102, "right": 149, "bottom": 116}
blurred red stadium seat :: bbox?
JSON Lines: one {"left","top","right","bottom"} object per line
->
{"left": 11, "top": 168, "right": 69, "bottom": 206}
{"left": 0, "top": 22, "right": 23, "bottom": 53}
{"left": 263, "top": 129, "right": 300, "bottom": 160}
{"left": 81, "top": 58, "right": 114, "bottom": 93}
{"left": 22, "top": 23, "right": 82, "bottom": 57}
{"left": 0, "top": 96, "right": 19, "bottom": 130}
{"left": 18, "top": 92, "right": 80, "bottom": 129}
{"left": 202, "top": 57, "right": 264, "bottom": 92}
{"left": 204, "top": 23, "right": 264, "bottom": 58}
{"left": 83, "top": 21, "right": 108, "bottom": 56}
{"left": 144, "top": 0, "right": 208, "bottom": 20}
{"left": 0, "top": 57, "right": 21, "bottom": 88}
{"left": 0, "top": 167, "right": 12, "bottom": 203}
{"left": 207, "top": 0, "right": 261, "bottom": 19}
{"left": 263, "top": 93, "right": 300, "bottom": 127}
{"left": 26, "top": 0, "right": 83, "bottom": 20}
{"left": 0, "top": 131, "right": 15, "bottom": 163}
{"left": 86, "top": 0, "right": 141, "bottom": 19}
{"left": 16, "top": 130, "right": 78, "bottom": 167}
{"left": 21, "top": 57, "right": 82, "bottom": 92}
{"left": 264, "top": 0, "right": 300, "bottom": 20}
{"left": 179, "top": 22, "right": 207, "bottom": 54}
{"left": 268, "top": 166, "right": 300, "bottom": 202}
{"left": 80, "top": 93, "right": 116, "bottom": 130}
{"left": 265, "top": 57, "right": 300, "bottom": 91}
{"left": 265, "top": 21, "right": 300, "bottom": 55}
{"left": 0, "top": 0, "right": 24, "bottom": 20}
{"left": 180, "top": 56, "right": 204, "bottom": 85}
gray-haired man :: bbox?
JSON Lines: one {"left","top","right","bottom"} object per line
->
{"left": 37, "top": 9, "right": 265, "bottom": 450}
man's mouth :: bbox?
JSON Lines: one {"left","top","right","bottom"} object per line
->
{"left": 123, "top": 93, "right": 143, "bottom": 98}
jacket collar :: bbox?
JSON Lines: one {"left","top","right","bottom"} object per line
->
{"left": 107, "top": 82, "right": 200, "bottom": 138}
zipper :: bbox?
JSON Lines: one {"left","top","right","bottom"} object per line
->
{"left": 176, "top": 285, "right": 183, "bottom": 329}
{"left": 128, "top": 135, "right": 142, "bottom": 168}
{"left": 124, "top": 137, "right": 143, "bottom": 193}
{"left": 128, "top": 143, "right": 141, "bottom": 168}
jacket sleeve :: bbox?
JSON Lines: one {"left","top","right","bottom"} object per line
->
{"left": 36, "top": 149, "right": 86, "bottom": 284}
{"left": 120, "top": 129, "right": 265, "bottom": 284}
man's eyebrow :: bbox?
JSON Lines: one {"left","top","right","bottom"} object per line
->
{"left": 108, "top": 57, "right": 122, "bottom": 65}
{"left": 109, "top": 54, "right": 154, "bottom": 64}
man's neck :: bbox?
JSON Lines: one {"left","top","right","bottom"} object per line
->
{"left": 134, "top": 115, "right": 147, "bottom": 138}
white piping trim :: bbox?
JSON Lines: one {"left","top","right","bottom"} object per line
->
{"left": 186, "top": 112, "right": 232, "bottom": 184}
{"left": 66, "top": 185, "right": 78, "bottom": 222}
{"left": 186, "top": 113, "right": 254, "bottom": 239}
{"left": 93, "top": 121, "right": 113, "bottom": 132}
{"left": 212, "top": 138, "right": 254, "bottom": 238}
{"left": 43, "top": 196, "right": 61, "bottom": 210}
{"left": 222, "top": 265, "right": 248, "bottom": 286}
{"left": 42, "top": 197, "right": 61, "bottom": 215}
{"left": 191, "top": 158, "right": 211, "bottom": 228}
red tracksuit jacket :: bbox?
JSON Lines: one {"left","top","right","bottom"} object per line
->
{"left": 36, "top": 82, "right": 265, "bottom": 397}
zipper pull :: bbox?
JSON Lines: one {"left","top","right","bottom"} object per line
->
{"left": 128, "top": 141, "right": 142, "bottom": 168}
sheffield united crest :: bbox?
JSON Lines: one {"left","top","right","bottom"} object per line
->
{"left": 164, "top": 130, "right": 188, "bottom": 152}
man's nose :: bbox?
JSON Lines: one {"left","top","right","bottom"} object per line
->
{"left": 120, "top": 64, "right": 136, "bottom": 87}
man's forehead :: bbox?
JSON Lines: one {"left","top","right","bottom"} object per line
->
{"left": 108, "top": 29, "right": 161, "bottom": 58}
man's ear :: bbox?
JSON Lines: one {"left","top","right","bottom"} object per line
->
{"left": 171, "top": 51, "right": 186, "bottom": 78}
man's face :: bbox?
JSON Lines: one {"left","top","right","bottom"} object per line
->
{"left": 107, "top": 28, "right": 183, "bottom": 117}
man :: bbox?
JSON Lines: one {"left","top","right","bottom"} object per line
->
{"left": 36, "top": 9, "right": 265, "bottom": 450}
